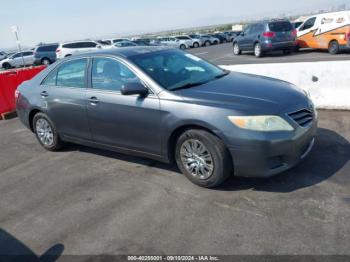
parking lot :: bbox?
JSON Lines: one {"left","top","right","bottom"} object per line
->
{"left": 188, "top": 43, "right": 350, "bottom": 65}
{"left": 0, "top": 109, "right": 349, "bottom": 256}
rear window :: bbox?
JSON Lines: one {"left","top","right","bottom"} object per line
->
{"left": 268, "top": 22, "right": 293, "bottom": 32}
{"left": 37, "top": 45, "right": 59, "bottom": 52}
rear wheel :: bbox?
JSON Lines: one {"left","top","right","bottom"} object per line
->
{"left": 233, "top": 42, "right": 241, "bottom": 55}
{"left": 3, "top": 63, "right": 11, "bottom": 70}
{"left": 175, "top": 129, "right": 232, "bottom": 188}
{"left": 204, "top": 41, "right": 211, "bottom": 47}
{"left": 41, "top": 58, "right": 51, "bottom": 65}
{"left": 33, "top": 112, "right": 63, "bottom": 151}
{"left": 254, "top": 43, "right": 263, "bottom": 58}
{"left": 328, "top": 40, "right": 340, "bottom": 55}
{"left": 193, "top": 42, "right": 199, "bottom": 48}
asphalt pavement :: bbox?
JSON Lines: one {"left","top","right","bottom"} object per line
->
{"left": 187, "top": 43, "right": 350, "bottom": 65}
{"left": 0, "top": 110, "right": 349, "bottom": 258}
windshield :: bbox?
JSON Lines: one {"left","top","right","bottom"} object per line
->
{"left": 129, "top": 49, "right": 228, "bottom": 91}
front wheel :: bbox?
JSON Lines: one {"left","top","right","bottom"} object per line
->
{"left": 254, "top": 43, "right": 263, "bottom": 58}
{"left": 193, "top": 42, "right": 199, "bottom": 48}
{"left": 180, "top": 44, "right": 186, "bottom": 50}
{"left": 33, "top": 112, "right": 63, "bottom": 151}
{"left": 175, "top": 129, "right": 232, "bottom": 188}
{"left": 204, "top": 41, "right": 211, "bottom": 47}
{"left": 328, "top": 40, "right": 340, "bottom": 55}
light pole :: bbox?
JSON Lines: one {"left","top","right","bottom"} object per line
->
{"left": 11, "top": 25, "right": 26, "bottom": 68}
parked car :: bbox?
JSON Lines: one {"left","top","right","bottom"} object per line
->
{"left": 0, "top": 51, "right": 8, "bottom": 61}
{"left": 188, "top": 35, "right": 204, "bottom": 47}
{"left": 16, "top": 47, "right": 317, "bottom": 188}
{"left": 114, "top": 41, "right": 138, "bottom": 47}
{"left": 233, "top": 19, "right": 297, "bottom": 57}
{"left": 211, "top": 33, "right": 227, "bottom": 43}
{"left": 157, "top": 37, "right": 190, "bottom": 49}
{"left": 0, "top": 51, "right": 35, "bottom": 69}
{"left": 296, "top": 11, "right": 350, "bottom": 54}
{"left": 103, "top": 38, "right": 129, "bottom": 45}
{"left": 34, "top": 43, "right": 59, "bottom": 65}
{"left": 56, "top": 41, "right": 108, "bottom": 59}
{"left": 200, "top": 35, "right": 220, "bottom": 46}
{"left": 96, "top": 40, "right": 112, "bottom": 46}
{"left": 176, "top": 36, "right": 199, "bottom": 48}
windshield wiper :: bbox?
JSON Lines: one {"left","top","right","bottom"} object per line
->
{"left": 170, "top": 81, "right": 209, "bottom": 91}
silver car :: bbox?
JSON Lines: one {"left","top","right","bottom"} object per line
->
{"left": 0, "top": 51, "right": 35, "bottom": 70}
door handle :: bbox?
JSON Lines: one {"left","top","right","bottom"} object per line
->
{"left": 88, "top": 97, "right": 99, "bottom": 104}
{"left": 40, "top": 91, "right": 48, "bottom": 98}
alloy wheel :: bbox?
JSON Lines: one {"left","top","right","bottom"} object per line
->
{"left": 180, "top": 139, "right": 214, "bottom": 180}
{"left": 36, "top": 118, "right": 54, "bottom": 146}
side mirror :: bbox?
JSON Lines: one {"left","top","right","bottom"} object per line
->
{"left": 97, "top": 45, "right": 102, "bottom": 49}
{"left": 121, "top": 82, "right": 149, "bottom": 96}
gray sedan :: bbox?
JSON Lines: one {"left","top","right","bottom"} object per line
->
{"left": 16, "top": 47, "right": 317, "bottom": 188}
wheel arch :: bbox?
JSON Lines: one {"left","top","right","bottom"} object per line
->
{"left": 166, "top": 124, "right": 228, "bottom": 164}
{"left": 28, "top": 108, "right": 42, "bottom": 132}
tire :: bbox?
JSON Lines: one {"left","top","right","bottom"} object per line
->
{"left": 175, "top": 129, "right": 232, "bottom": 188}
{"left": 233, "top": 42, "right": 241, "bottom": 55}
{"left": 283, "top": 49, "right": 291, "bottom": 55}
{"left": 254, "top": 43, "right": 263, "bottom": 58}
{"left": 41, "top": 58, "right": 51, "bottom": 65}
{"left": 328, "top": 40, "right": 340, "bottom": 55}
{"left": 33, "top": 112, "right": 63, "bottom": 151}
{"left": 193, "top": 42, "right": 199, "bottom": 48}
{"left": 180, "top": 44, "right": 186, "bottom": 50}
{"left": 204, "top": 41, "right": 211, "bottom": 47}
{"left": 3, "top": 63, "right": 11, "bottom": 70}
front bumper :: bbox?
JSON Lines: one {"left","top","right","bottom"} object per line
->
{"left": 225, "top": 118, "right": 317, "bottom": 178}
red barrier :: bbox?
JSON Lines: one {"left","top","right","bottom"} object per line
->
{"left": 0, "top": 66, "right": 46, "bottom": 117}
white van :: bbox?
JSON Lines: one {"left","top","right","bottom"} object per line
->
{"left": 297, "top": 10, "right": 350, "bottom": 54}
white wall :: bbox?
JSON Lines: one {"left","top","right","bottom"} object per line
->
{"left": 222, "top": 61, "right": 350, "bottom": 110}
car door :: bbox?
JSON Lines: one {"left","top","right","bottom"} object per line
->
{"left": 297, "top": 17, "right": 317, "bottom": 48}
{"left": 12, "top": 53, "right": 24, "bottom": 67}
{"left": 40, "top": 57, "right": 91, "bottom": 140}
{"left": 239, "top": 25, "right": 254, "bottom": 50}
{"left": 23, "top": 51, "right": 34, "bottom": 66}
{"left": 86, "top": 56, "right": 162, "bottom": 156}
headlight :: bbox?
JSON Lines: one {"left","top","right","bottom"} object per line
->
{"left": 228, "top": 115, "right": 294, "bottom": 131}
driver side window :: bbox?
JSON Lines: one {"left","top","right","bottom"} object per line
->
{"left": 91, "top": 57, "right": 140, "bottom": 92}
{"left": 301, "top": 17, "right": 316, "bottom": 31}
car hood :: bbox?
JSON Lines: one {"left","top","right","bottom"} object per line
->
{"left": 176, "top": 72, "right": 308, "bottom": 115}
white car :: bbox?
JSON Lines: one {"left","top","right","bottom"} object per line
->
{"left": 157, "top": 37, "right": 191, "bottom": 50}
{"left": 103, "top": 38, "right": 129, "bottom": 45}
{"left": 176, "top": 36, "right": 200, "bottom": 48}
{"left": 56, "top": 41, "right": 109, "bottom": 59}
{"left": 0, "top": 51, "right": 34, "bottom": 70}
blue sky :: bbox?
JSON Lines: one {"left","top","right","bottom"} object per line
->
{"left": 1, "top": 0, "right": 348, "bottom": 49}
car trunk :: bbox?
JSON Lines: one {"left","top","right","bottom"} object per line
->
{"left": 268, "top": 21, "right": 295, "bottom": 42}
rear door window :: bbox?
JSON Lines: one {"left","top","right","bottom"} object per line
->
{"left": 56, "top": 58, "right": 87, "bottom": 88}
{"left": 269, "top": 22, "right": 293, "bottom": 32}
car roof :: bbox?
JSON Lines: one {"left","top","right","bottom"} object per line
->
{"left": 73, "top": 46, "right": 173, "bottom": 59}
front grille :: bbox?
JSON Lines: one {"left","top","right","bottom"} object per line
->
{"left": 288, "top": 109, "right": 313, "bottom": 127}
